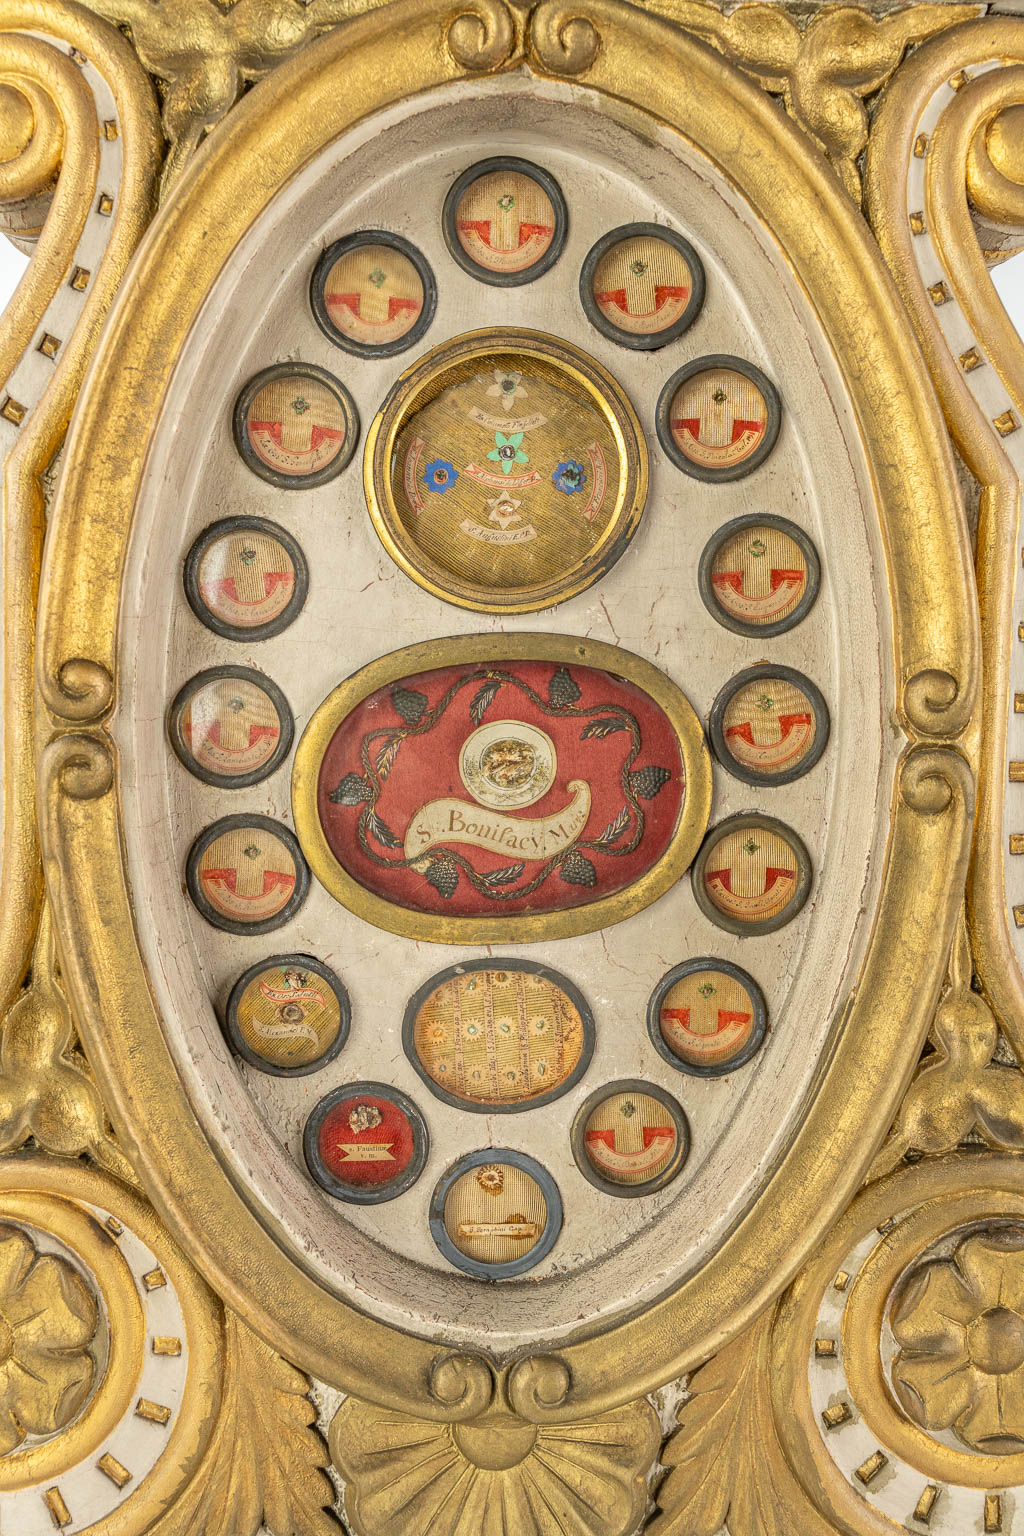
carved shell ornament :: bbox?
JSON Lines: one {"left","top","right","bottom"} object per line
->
{"left": 0, "top": 0, "right": 1022, "bottom": 1533}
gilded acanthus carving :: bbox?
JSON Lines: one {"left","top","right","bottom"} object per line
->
{"left": 886, "top": 910, "right": 1024, "bottom": 1162}
{"left": 644, "top": 0, "right": 980, "bottom": 200}
{"left": 82, "top": 0, "right": 394, "bottom": 189}
{"left": 0, "top": 901, "right": 133, "bottom": 1180}
{"left": 151, "top": 1313, "right": 337, "bottom": 1536}
{"left": 650, "top": 1312, "right": 832, "bottom": 1536}
{"left": 64, "top": 0, "right": 981, "bottom": 204}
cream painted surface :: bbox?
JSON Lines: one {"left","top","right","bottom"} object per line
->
{"left": 115, "top": 77, "right": 896, "bottom": 1348}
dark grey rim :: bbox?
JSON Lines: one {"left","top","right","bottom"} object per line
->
{"left": 168, "top": 665, "right": 294, "bottom": 790}
{"left": 224, "top": 953, "right": 350, "bottom": 1077}
{"left": 656, "top": 353, "right": 782, "bottom": 483}
{"left": 183, "top": 516, "right": 309, "bottom": 643}
{"left": 646, "top": 958, "right": 768, "bottom": 1078}
{"left": 303, "top": 1081, "right": 428, "bottom": 1205}
{"left": 578, "top": 222, "right": 706, "bottom": 351}
{"left": 697, "top": 513, "right": 821, "bottom": 639}
{"left": 442, "top": 157, "right": 568, "bottom": 288}
{"left": 185, "top": 814, "right": 310, "bottom": 936}
{"left": 429, "top": 1148, "right": 562, "bottom": 1278}
{"left": 690, "top": 812, "right": 813, "bottom": 938}
{"left": 232, "top": 362, "right": 359, "bottom": 488}
{"left": 708, "top": 663, "right": 831, "bottom": 788}
{"left": 570, "top": 1078, "right": 690, "bottom": 1199}
{"left": 309, "top": 230, "right": 437, "bottom": 358}
{"left": 402, "top": 958, "right": 595, "bottom": 1114}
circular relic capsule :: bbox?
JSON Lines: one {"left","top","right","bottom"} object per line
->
{"left": 363, "top": 327, "right": 647, "bottom": 613}
{"left": 304, "top": 1083, "right": 428, "bottom": 1204}
{"left": 310, "top": 230, "right": 436, "bottom": 358}
{"left": 458, "top": 720, "right": 557, "bottom": 810}
{"left": 403, "top": 960, "right": 594, "bottom": 1114}
{"left": 647, "top": 959, "right": 768, "bottom": 1077}
{"left": 168, "top": 666, "right": 293, "bottom": 789}
{"left": 185, "top": 814, "right": 309, "bottom": 935}
{"left": 656, "top": 354, "right": 781, "bottom": 482}
{"left": 184, "top": 517, "right": 308, "bottom": 642}
{"left": 233, "top": 362, "right": 359, "bottom": 488}
{"left": 442, "top": 158, "right": 567, "bottom": 287}
{"left": 579, "top": 223, "right": 705, "bottom": 350}
{"left": 429, "top": 1149, "right": 562, "bottom": 1278}
{"left": 698, "top": 513, "right": 821, "bottom": 638}
{"left": 224, "top": 954, "right": 350, "bottom": 1076}
{"left": 709, "top": 664, "right": 830, "bottom": 787}
{"left": 691, "top": 813, "right": 812, "bottom": 936}
{"left": 571, "top": 1080, "right": 690, "bottom": 1197}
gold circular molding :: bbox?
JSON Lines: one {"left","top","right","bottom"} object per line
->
{"left": 986, "top": 103, "right": 1024, "bottom": 188}
{"left": 772, "top": 1155, "right": 1024, "bottom": 1534}
{"left": 363, "top": 327, "right": 648, "bottom": 613}
{"left": 0, "top": 1159, "right": 222, "bottom": 1535}
{"left": 0, "top": 1191, "right": 143, "bottom": 1491}
{"left": 0, "top": 82, "right": 33, "bottom": 162}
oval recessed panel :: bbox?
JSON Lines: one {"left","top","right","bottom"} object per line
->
{"left": 292, "top": 635, "right": 711, "bottom": 943}
{"left": 105, "top": 74, "right": 916, "bottom": 1358}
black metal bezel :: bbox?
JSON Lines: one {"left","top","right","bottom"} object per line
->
{"left": 690, "top": 812, "right": 813, "bottom": 938}
{"left": 309, "top": 230, "right": 437, "bottom": 359}
{"left": 708, "top": 663, "right": 831, "bottom": 788}
{"left": 697, "top": 513, "right": 822, "bottom": 639}
{"left": 185, "top": 813, "right": 310, "bottom": 937}
{"left": 401, "top": 958, "right": 595, "bottom": 1114}
{"left": 442, "top": 157, "right": 568, "bottom": 288}
{"left": 429, "top": 1148, "right": 563, "bottom": 1279}
{"left": 168, "top": 665, "right": 294, "bottom": 790}
{"left": 224, "top": 953, "right": 350, "bottom": 1077}
{"left": 656, "top": 353, "right": 782, "bottom": 483}
{"left": 303, "top": 1081, "right": 428, "bottom": 1205}
{"left": 646, "top": 958, "right": 768, "bottom": 1078}
{"left": 232, "top": 361, "right": 359, "bottom": 489}
{"left": 578, "top": 222, "right": 706, "bottom": 351}
{"left": 570, "top": 1078, "right": 690, "bottom": 1199}
{"left": 183, "top": 516, "right": 309, "bottom": 643}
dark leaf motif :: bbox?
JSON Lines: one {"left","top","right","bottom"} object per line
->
{"left": 374, "top": 738, "right": 401, "bottom": 780}
{"left": 391, "top": 686, "right": 427, "bottom": 726}
{"left": 470, "top": 678, "right": 502, "bottom": 725}
{"left": 425, "top": 855, "right": 459, "bottom": 899}
{"left": 559, "top": 849, "right": 597, "bottom": 888}
{"left": 594, "top": 805, "right": 631, "bottom": 849}
{"left": 367, "top": 811, "right": 402, "bottom": 849}
{"left": 630, "top": 765, "right": 671, "bottom": 800}
{"left": 329, "top": 773, "right": 373, "bottom": 806}
{"left": 479, "top": 862, "right": 526, "bottom": 887}
{"left": 549, "top": 665, "right": 582, "bottom": 708}
{"left": 581, "top": 717, "right": 627, "bottom": 740}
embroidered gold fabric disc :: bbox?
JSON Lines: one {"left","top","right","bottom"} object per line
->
{"left": 410, "top": 967, "right": 586, "bottom": 1108}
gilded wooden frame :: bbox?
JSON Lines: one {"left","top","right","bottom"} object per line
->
{"left": 5, "top": 0, "right": 1024, "bottom": 1531}
{"left": 33, "top": 0, "right": 973, "bottom": 1423}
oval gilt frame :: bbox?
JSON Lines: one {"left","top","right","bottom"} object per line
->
{"left": 38, "top": 0, "right": 976, "bottom": 1423}
{"left": 291, "top": 632, "right": 713, "bottom": 944}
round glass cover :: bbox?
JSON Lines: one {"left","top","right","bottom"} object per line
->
{"left": 580, "top": 223, "right": 705, "bottom": 348}
{"left": 364, "top": 328, "right": 647, "bottom": 612}
{"left": 443, "top": 158, "right": 567, "bottom": 286}
{"left": 404, "top": 960, "right": 593, "bottom": 1112}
